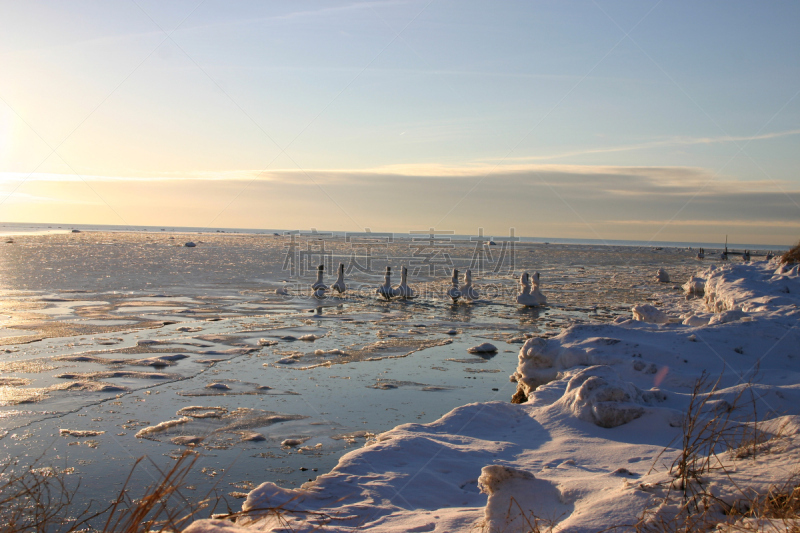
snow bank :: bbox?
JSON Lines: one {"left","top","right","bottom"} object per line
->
{"left": 703, "top": 261, "right": 800, "bottom": 314}
{"left": 184, "top": 261, "right": 800, "bottom": 533}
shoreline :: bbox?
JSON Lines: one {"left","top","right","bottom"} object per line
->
{"left": 186, "top": 259, "right": 800, "bottom": 532}
{"left": 0, "top": 222, "right": 790, "bottom": 251}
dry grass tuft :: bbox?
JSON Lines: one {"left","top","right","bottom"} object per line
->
{"left": 634, "top": 371, "right": 800, "bottom": 533}
{"left": 781, "top": 241, "right": 800, "bottom": 264}
{"left": 744, "top": 478, "right": 800, "bottom": 521}
{"left": 101, "top": 450, "right": 215, "bottom": 533}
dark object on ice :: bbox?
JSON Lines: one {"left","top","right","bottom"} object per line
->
{"left": 71, "top": 229, "right": 81, "bottom": 233}
{"left": 781, "top": 241, "right": 800, "bottom": 264}
{"left": 184, "top": 242, "right": 196, "bottom": 247}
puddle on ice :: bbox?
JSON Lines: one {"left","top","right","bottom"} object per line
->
{"left": 0, "top": 231, "right": 702, "bottom": 510}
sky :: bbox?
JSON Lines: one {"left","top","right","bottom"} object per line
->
{"left": 0, "top": 0, "right": 798, "bottom": 245}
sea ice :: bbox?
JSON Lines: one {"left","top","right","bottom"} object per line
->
{"left": 59, "top": 429, "right": 105, "bottom": 437}
{"left": 466, "top": 343, "right": 497, "bottom": 354}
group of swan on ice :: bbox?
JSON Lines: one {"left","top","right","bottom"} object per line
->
{"left": 276, "top": 264, "right": 548, "bottom": 307}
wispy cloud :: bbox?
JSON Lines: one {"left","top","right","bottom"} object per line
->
{"left": 605, "top": 219, "right": 800, "bottom": 228}
{"left": 4, "top": 164, "right": 798, "bottom": 198}
{"left": 476, "top": 129, "right": 800, "bottom": 163}
{"left": 3, "top": 164, "right": 796, "bottom": 244}
{"left": 0, "top": 190, "right": 98, "bottom": 205}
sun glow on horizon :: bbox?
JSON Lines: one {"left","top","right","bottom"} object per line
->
{"left": 0, "top": 1, "right": 798, "bottom": 245}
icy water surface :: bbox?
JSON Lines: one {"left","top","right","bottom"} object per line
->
{"left": 0, "top": 231, "right": 706, "bottom": 510}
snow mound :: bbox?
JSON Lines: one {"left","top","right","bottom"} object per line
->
{"left": 631, "top": 304, "right": 669, "bottom": 324}
{"left": 683, "top": 275, "right": 705, "bottom": 296}
{"left": 554, "top": 366, "right": 663, "bottom": 428}
{"left": 708, "top": 308, "right": 750, "bottom": 325}
{"left": 682, "top": 313, "right": 711, "bottom": 327}
{"left": 479, "top": 465, "right": 571, "bottom": 532}
{"left": 656, "top": 268, "right": 670, "bottom": 282}
{"left": 513, "top": 335, "right": 639, "bottom": 400}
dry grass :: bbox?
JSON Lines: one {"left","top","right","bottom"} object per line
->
{"left": 742, "top": 477, "right": 800, "bottom": 521}
{"left": 0, "top": 451, "right": 232, "bottom": 533}
{"left": 0, "top": 455, "right": 103, "bottom": 533}
{"left": 0, "top": 450, "right": 347, "bottom": 533}
{"left": 100, "top": 451, "right": 216, "bottom": 532}
{"left": 634, "top": 372, "right": 800, "bottom": 533}
{"left": 781, "top": 241, "right": 800, "bottom": 264}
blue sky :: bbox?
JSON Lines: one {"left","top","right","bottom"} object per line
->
{"left": 1, "top": 1, "right": 798, "bottom": 244}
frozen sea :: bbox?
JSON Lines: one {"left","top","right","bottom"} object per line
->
{"left": 0, "top": 226, "right": 763, "bottom": 514}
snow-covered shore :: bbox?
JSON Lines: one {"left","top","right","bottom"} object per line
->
{"left": 186, "top": 260, "right": 800, "bottom": 533}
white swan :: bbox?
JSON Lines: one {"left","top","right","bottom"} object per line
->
{"left": 447, "top": 268, "right": 461, "bottom": 302}
{"left": 311, "top": 265, "right": 328, "bottom": 298}
{"left": 376, "top": 266, "right": 394, "bottom": 300}
{"left": 516, "top": 272, "right": 547, "bottom": 307}
{"left": 394, "top": 266, "right": 415, "bottom": 299}
{"left": 332, "top": 263, "right": 346, "bottom": 294}
{"left": 461, "top": 268, "right": 479, "bottom": 300}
